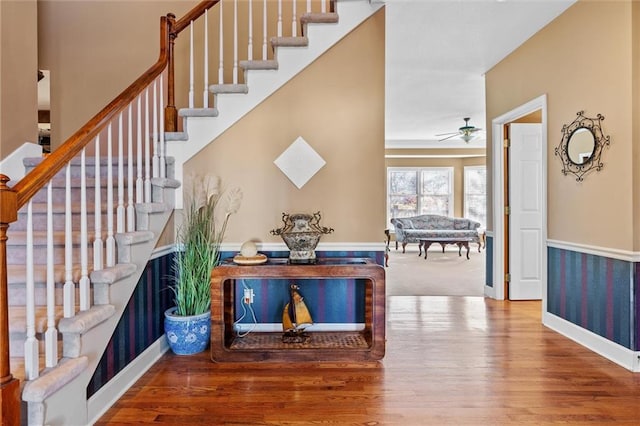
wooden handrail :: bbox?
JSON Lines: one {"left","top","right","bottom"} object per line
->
{"left": 0, "top": 2, "right": 217, "bottom": 424}
{"left": 11, "top": 17, "right": 169, "bottom": 210}
{"left": 173, "top": 0, "right": 217, "bottom": 34}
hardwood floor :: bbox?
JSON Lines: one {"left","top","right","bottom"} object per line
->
{"left": 97, "top": 296, "right": 640, "bottom": 425}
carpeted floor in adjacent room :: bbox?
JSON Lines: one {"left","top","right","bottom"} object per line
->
{"left": 385, "top": 242, "right": 485, "bottom": 296}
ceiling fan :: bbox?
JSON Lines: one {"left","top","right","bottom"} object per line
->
{"left": 436, "top": 117, "right": 482, "bottom": 142}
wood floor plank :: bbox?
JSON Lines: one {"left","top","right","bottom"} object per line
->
{"left": 96, "top": 296, "right": 640, "bottom": 425}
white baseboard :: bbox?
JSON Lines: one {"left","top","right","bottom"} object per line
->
{"left": 484, "top": 284, "right": 497, "bottom": 299}
{"left": 544, "top": 312, "right": 640, "bottom": 372}
{"left": 87, "top": 337, "right": 170, "bottom": 424}
{"left": 234, "top": 322, "right": 365, "bottom": 333}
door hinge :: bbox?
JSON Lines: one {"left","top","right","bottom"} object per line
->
{"left": 505, "top": 206, "right": 511, "bottom": 215}
{"left": 503, "top": 138, "right": 510, "bottom": 148}
{"left": 505, "top": 273, "right": 511, "bottom": 282}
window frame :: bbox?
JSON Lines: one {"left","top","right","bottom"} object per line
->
{"left": 387, "top": 167, "right": 454, "bottom": 230}
{"left": 463, "top": 165, "right": 487, "bottom": 228}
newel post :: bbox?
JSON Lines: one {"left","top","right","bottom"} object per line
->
{"left": 165, "top": 13, "right": 178, "bottom": 132}
{"left": 0, "top": 174, "right": 20, "bottom": 426}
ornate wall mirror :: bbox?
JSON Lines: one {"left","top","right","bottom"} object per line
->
{"left": 555, "top": 111, "right": 610, "bottom": 181}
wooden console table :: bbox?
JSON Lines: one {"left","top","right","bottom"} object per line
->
{"left": 210, "top": 257, "right": 385, "bottom": 362}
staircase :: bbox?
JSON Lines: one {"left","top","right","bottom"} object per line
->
{"left": 0, "top": 1, "right": 383, "bottom": 424}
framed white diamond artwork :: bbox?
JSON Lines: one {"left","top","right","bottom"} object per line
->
{"left": 274, "top": 136, "right": 326, "bottom": 189}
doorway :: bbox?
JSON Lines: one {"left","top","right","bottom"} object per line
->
{"left": 490, "top": 94, "right": 547, "bottom": 302}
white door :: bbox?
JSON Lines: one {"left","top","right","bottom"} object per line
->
{"left": 509, "top": 123, "right": 543, "bottom": 300}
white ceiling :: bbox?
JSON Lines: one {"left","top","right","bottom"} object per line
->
{"left": 384, "top": 0, "right": 576, "bottom": 148}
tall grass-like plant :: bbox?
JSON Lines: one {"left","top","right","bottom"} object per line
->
{"left": 171, "top": 174, "right": 242, "bottom": 316}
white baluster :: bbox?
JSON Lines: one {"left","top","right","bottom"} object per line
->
{"left": 94, "top": 135, "right": 103, "bottom": 271}
{"left": 262, "top": 0, "right": 267, "bottom": 60}
{"left": 292, "top": 0, "right": 297, "bottom": 37}
{"left": 248, "top": 0, "right": 253, "bottom": 61}
{"left": 127, "top": 104, "right": 135, "bottom": 232}
{"left": 152, "top": 80, "right": 159, "bottom": 179}
{"left": 233, "top": 0, "right": 238, "bottom": 84}
{"left": 24, "top": 199, "right": 39, "bottom": 379}
{"left": 117, "top": 113, "right": 125, "bottom": 233}
{"left": 64, "top": 164, "right": 76, "bottom": 317}
{"left": 144, "top": 87, "right": 152, "bottom": 203}
{"left": 79, "top": 148, "right": 90, "bottom": 311}
{"left": 203, "top": 9, "right": 209, "bottom": 108}
{"left": 106, "top": 124, "right": 116, "bottom": 267}
{"left": 136, "top": 96, "right": 144, "bottom": 203}
{"left": 277, "top": 0, "right": 283, "bottom": 37}
{"left": 321, "top": 0, "right": 326, "bottom": 14}
{"left": 45, "top": 181, "right": 58, "bottom": 368}
{"left": 189, "top": 21, "right": 194, "bottom": 109}
{"left": 218, "top": 0, "right": 224, "bottom": 84}
{"left": 159, "top": 76, "right": 166, "bottom": 179}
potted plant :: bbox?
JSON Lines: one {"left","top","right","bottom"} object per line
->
{"left": 165, "top": 174, "right": 242, "bottom": 355}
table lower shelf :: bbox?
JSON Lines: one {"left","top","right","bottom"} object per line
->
{"left": 229, "top": 331, "right": 370, "bottom": 351}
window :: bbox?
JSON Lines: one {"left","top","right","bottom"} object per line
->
{"left": 464, "top": 166, "right": 486, "bottom": 228}
{"left": 387, "top": 167, "right": 453, "bottom": 228}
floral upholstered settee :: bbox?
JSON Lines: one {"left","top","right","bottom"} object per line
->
{"left": 390, "top": 214, "right": 482, "bottom": 253}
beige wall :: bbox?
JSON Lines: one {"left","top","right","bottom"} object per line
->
{"left": 0, "top": 0, "right": 39, "bottom": 163}
{"left": 37, "top": 0, "right": 194, "bottom": 148}
{"left": 486, "top": 0, "right": 635, "bottom": 250}
{"left": 384, "top": 153, "right": 486, "bottom": 219}
{"left": 185, "top": 9, "right": 386, "bottom": 244}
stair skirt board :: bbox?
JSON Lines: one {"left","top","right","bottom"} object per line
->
{"left": 6, "top": 2, "right": 383, "bottom": 423}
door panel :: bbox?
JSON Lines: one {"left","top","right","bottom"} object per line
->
{"left": 509, "top": 123, "right": 543, "bottom": 300}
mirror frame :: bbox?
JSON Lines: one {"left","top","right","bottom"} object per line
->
{"left": 555, "top": 110, "right": 610, "bottom": 182}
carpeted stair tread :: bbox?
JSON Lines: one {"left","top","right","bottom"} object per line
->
{"left": 9, "top": 346, "right": 65, "bottom": 384}
{"left": 209, "top": 83, "right": 249, "bottom": 94}
{"left": 115, "top": 230, "right": 155, "bottom": 246}
{"left": 164, "top": 131, "right": 189, "bottom": 141}
{"left": 151, "top": 177, "right": 181, "bottom": 189}
{"left": 271, "top": 36, "right": 309, "bottom": 47}
{"left": 301, "top": 12, "right": 339, "bottom": 25}
{"left": 90, "top": 263, "right": 137, "bottom": 284}
{"left": 239, "top": 59, "right": 279, "bottom": 70}
{"left": 178, "top": 108, "right": 219, "bottom": 118}
{"left": 58, "top": 304, "right": 115, "bottom": 334}
{"left": 22, "top": 356, "right": 89, "bottom": 403}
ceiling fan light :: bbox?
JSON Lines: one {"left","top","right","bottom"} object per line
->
{"left": 460, "top": 133, "right": 475, "bottom": 143}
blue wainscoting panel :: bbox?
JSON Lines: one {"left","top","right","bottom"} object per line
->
{"left": 222, "top": 249, "right": 383, "bottom": 325}
{"left": 485, "top": 236, "right": 493, "bottom": 288}
{"left": 87, "top": 253, "right": 174, "bottom": 398}
{"left": 548, "top": 247, "right": 632, "bottom": 349}
{"left": 636, "top": 263, "right": 640, "bottom": 351}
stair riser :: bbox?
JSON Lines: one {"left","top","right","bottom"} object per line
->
{"left": 24, "top": 162, "right": 138, "bottom": 179}
{"left": 23, "top": 159, "right": 174, "bottom": 182}
{"left": 6, "top": 244, "right": 99, "bottom": 265}
{"left": 9, "top": 285, "right": 87, "bottom": 307}
{"left": 27, "top": 185, "right": 122, "bottom": 204}
{"left": 10, "top": 212, "right": 124, "bottom": 232}
{"left": 10, "top": 333, "right": 63, "bottom": 358}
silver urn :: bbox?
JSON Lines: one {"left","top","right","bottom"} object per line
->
{"left": 270, "top": 212, "right": 334, "bottom": 263}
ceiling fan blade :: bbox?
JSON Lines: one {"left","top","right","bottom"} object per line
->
{"left": 438, "top": 134, "right": 459, "bottom": 142}
{"left": 435, "top": 131, "right": 459, "bottom": 137}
